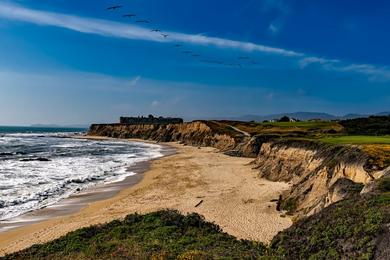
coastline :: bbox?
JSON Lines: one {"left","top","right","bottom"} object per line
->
{"left": 0, "top": 139, "right": 292, "bottom": 256}
{"left": 0, "top": 137, "right": 174, "bottom": 233}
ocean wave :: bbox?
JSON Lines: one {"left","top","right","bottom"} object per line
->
{"left": 0, "top": 136, "right": 163, "bottom": 221}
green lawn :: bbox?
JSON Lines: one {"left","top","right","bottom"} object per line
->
{"left": 320, "top": 135, "right": 390, "bottom": 144}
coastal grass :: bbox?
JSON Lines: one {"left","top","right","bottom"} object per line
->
{"left": 4, "top": 191, "right": 390, "bottom": 259}
{"left": 271, "top": 192, "right": 390, "bottom": 259}
{"left": 362, "top": 144, "right": 390, "bottom": 170}
{"left": 219, "top": 120, "right": 343, "bottom": 137}
{"left": 4, "top": 210, "right": 267, "bottom": 260}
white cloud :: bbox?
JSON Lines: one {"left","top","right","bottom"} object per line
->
{"left": 0, "top": 2, "right": 302, "bottom": 57}
{"left": 0, "top": 2, "right": 389, "bottom": 82}
{"left": 337, "top": 64, "right": 390, "bottom": 82}
{"left": 298, "top": 57, "right": 340, "bottom": 69}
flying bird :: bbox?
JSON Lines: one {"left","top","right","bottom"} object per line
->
{"left": 238, "top": 56, "right": 250, "bottom": 60}
{"left": 107, "top": 5, "right": 123, "bottom": 10}
{"left": 161, "top": 34, "right": 169, "bottom": 38}
{"left": 192, "top": 54, "right": 200, "bottom": 57}
{"left": 122, "top": 14, "right": 136, "bottom": 18}
{"left": 136, "top": 20, "right": 150, "bottom": 23}
{"left": 151, "top": 29, "right": 161, "bottom": 32}
{"left": 173, "top": 44, "right": 182, "bottom": 47}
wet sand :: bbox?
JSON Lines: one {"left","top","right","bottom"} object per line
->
{"left": 0, "top": 140, "right": 292, "bottom": 256}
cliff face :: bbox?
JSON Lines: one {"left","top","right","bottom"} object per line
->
{"left": 253, "top": 140, "right": 377, "bottom": 217}
{"left": 88, "top": 122, "right": 237, "bottom": 151}
{"left": 88, "top": 122, "right": 386, "bottom": 218}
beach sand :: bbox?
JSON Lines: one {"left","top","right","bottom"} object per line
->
{"left": 0, "top": 141, "right": 292, "bottom": 256}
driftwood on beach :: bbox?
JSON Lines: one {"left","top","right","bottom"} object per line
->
{"left": 195, "top": 200, "right": 204, "bottom": 207}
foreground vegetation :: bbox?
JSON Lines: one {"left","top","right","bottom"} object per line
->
{"left": 271, "top": 191, "right": 390, "bottom": 259}
{"left": 6, "top": 181, "right": 390, "bottom": 260}
{"left": 4, "top": 210, "right": 266, "bottom": 259}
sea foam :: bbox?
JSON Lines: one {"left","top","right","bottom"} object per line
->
{"left": 0, "top": 133, "right": 162, "bottom": 220}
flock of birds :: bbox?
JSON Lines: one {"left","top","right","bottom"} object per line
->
{"left": 107, "top": 4, "right": 258, "bottom": 68}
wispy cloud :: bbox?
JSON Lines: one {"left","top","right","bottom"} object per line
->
{"left": 0, "top": 2, "right": 390, "bottom": 81}
{"left": 337, "top": 64, "right": 390, "bottom": 82}
{"left": 0, "top": 2, "right": 301, "bottom": 57}
{"left": 298, "top": 57, "right": 390, "bottom": 81}
{"left": 299, "top": 57, "right": 340, "bottom": 69}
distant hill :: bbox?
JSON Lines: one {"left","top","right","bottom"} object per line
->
{"left": 211, "top": 111, "right": 390, "bottom": 122}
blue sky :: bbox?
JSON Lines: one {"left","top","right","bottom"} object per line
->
{"left": 0, "top": 0, "right": 389, "bottom": 125}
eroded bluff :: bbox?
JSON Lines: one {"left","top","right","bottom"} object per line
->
{"left": 252, "top": 139, "right": 386, "bottom": 217}
{"left": 88, "top": 122, "right": 237, "bottom": 151}
{"left": 88, "top": 123, "right": 387, "bottom": 218}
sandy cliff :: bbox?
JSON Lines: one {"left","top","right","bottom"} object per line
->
{"left": 89, "top": 121, "right": 237, "bottom": 151}
{"left": 88, "top": 122, "right": 386, "bottom": 218}
{"left": 252, "top": 140, "right": 378, "bottom": 217}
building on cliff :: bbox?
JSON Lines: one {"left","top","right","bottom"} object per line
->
{"left": 119, "top": 115, "right": 183, "bottom": 125}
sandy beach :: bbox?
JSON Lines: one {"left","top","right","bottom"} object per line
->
{"left": 0, "top": 140, "right": 292, "bottom": 256}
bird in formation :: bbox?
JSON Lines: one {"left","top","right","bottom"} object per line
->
{"left": 122, "top": 14, "right": 136, "bottom": 18}
{"left": 136, "top": 20, "right": 150, "bottom": 23}
{"left": 107, "top": 5, "right": 123, "bottom": 10}
{"left": 106, "top": 4, "right": 256, "bottom": 68}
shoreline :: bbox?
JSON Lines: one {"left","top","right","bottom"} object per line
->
{"left": 0, "top": 139, "right": 292, "bottom": 256}
{"left": 0, "top": 137, "right": 175, "bottom": 233}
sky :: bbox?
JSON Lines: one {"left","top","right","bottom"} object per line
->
{"left": 0, "top": 0, "right": 389, "bottom": 125}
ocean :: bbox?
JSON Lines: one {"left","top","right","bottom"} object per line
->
{"left": 0, "top": 126, "right": 163, "bottom": 221}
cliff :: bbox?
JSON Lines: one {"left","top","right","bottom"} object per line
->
{"left": 88, "top": 122, "right": 387, "bottom": 219}
{"left": 252, "top": 140, "right": 380, "bottom": 217}
{"left": 88, "top": 121, "right": 240, "bottom": 151}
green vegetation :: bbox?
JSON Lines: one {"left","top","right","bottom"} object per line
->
{"left": 340, "top": 116, "right": 390, "bottom": 135}
{"left": 362, "top": 145, "right": 390, "bottom": 170}
{"left": 320, "top": 135, "right": 390, "bottom": 145}
{"left": 6, "top": 117, "right": 390, "bottom": 259}
{"left": 218, "top": 120, "right": 343, "bottom": 137}
{"left": 6, "top": 193, "right": 390, "bottom": 260}
{"left": 4, "top": 210, "right": 267, "bottom": 260}
{"left": 271, "top": 192, "right": 390, "bottom": 259}
{"left": 212, "top": 116, "right": 390, "bottom": 139}
{"left": 261, "top": 121, "right": 337, "bottom": 128}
